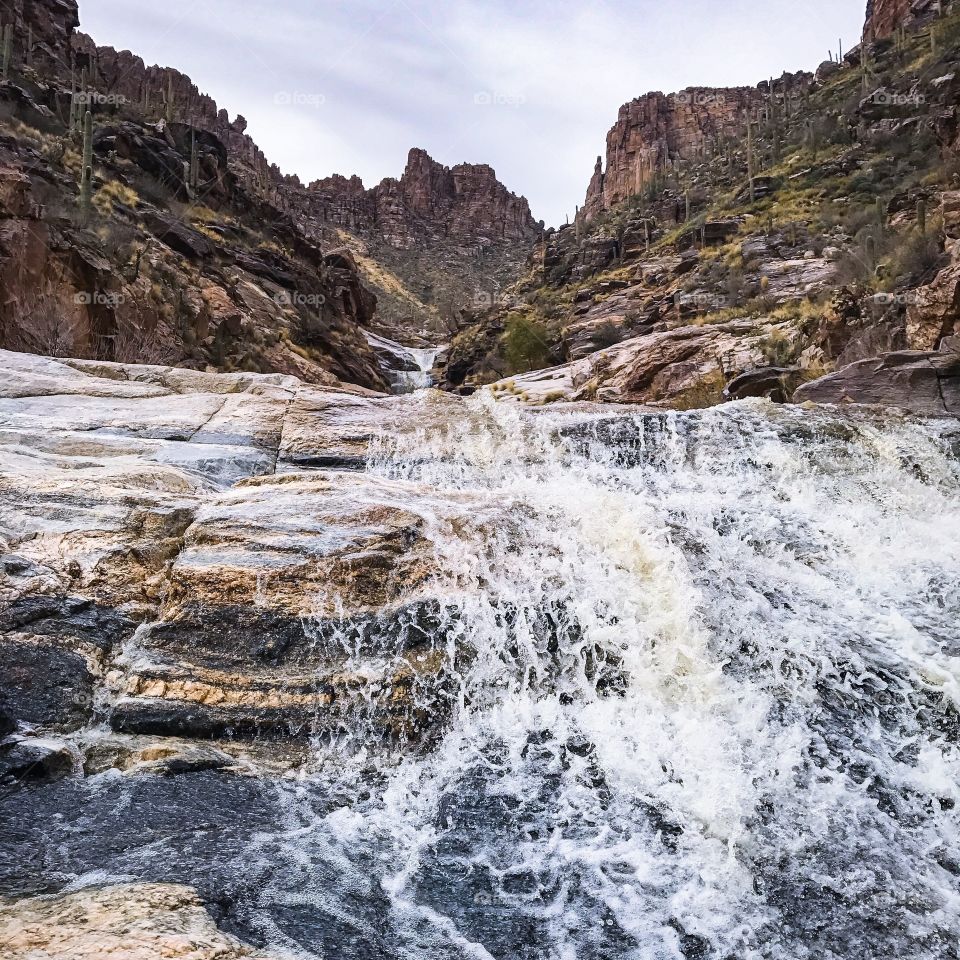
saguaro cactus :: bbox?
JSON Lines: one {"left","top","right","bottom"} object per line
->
{"left": 2, "top": 23, "right": 13, "bottom": 81}
{"left": 876, "top": 198, "right": 887, "bottom": 230}
{"left": 71, "top": 67, "right": 88, "bottom": 134}
{"left": 189, "top": 128, "right": 200, "bottom": 191}
{"left": 746, "top": 118, "right": 756, "bottom": 202}
{"left": 164, "top": 74, "right": 174, "bottom": 123}
{"left": 917, "top": 198, "right": 928, "bottom": 235}
{"left": 79, "top": 110, "right": 93, "bottom": 218}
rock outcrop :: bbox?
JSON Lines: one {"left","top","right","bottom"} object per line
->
{"left": 793, "top": 346, "right": 960, "bottom": 416}
{"left": 290, "top": 148, "right": 537, "bottom": 249}
{"left": 863, "top": 0, "right": 942, "bottom": 40}
{"left": 582, "top": 87, "right": 769, "bottom": 221}
{"left": 0, "top": 350, "right": 469, "bottom": 741}
{"left": 0, "top": 884, "right": 278, "bottom": 959}
{"left": 489, "top": 319, "right": 805, "bottom": 408}
{"left": 1, "top": 0, "right": 79, "bottom": 74}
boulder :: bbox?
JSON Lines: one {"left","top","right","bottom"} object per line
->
{"left": 0, "top": 736, "right": 77, "bottom": 784}
{"left": 816, "top": 60, "right": 842, "bottom": 83}
{"left": 723, "top": 366, "right": 805, "bottom": 403}
{"left": 793, "top": 349, "right": 960, "bottom": 417}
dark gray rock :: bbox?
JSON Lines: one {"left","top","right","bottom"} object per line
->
{"left": 0, "top": 737, "right": 77, "bottom": 785}
{"left": 724, "top": 367, "right": 804, "bottom": 403}
{"left": 0, "top": 638, "right": 95, "bottom": 731}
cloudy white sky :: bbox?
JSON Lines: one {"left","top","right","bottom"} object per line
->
{"left": 78, "top": 0, "right": 866, "bottom": 226}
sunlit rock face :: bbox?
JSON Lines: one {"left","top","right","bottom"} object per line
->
{"left": 2, "top": 348, "right": 960, "bottom": 959}
{"left": 864, "top": 0, "right": 917, "bottom": 39}
{"left": 0, "top": 884, "right": 280, "bottom": 960}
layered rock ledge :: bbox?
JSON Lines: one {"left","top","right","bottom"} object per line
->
{"left": 0, "top": 349, "right": 463, "bottom": 744}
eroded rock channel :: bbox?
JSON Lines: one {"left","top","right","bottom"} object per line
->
{"left": 2, "top": 349, "right": 960, "bottom": 959}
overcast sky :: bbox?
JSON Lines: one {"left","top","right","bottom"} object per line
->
{"left": 78, "top": 0, "right": 866, "bottom": 227}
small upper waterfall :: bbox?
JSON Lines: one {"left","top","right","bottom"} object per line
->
{"left": 366, "top": 332, "right": 442, "bottom": 393}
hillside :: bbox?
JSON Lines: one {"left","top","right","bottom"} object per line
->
{"left": 0, "top": 0, "right": 538, "bottom": 386}
{"left": 440, "top": 0, "right": 960, "bottom": 416}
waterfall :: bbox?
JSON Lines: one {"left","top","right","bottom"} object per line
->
{"left": 246, "top": 396, "right": 960, "bottom": 959}
{"left": 366, "top": 332, "right": 442, "bottom": 393}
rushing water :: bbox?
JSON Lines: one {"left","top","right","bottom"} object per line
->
{"left": 6, "top": 395, "right": 960, "bottom": 959}
{"left": 247, "top": 395, "right": 960, "bottom": 960}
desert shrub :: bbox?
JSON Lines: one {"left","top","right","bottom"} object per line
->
{"left": 112, "top": 320, "right": 179, "bottom": 365}
{"left": 759, "top": 329, "right": 798, "bottom": 366}
{"left": 92, "top": 180, "right": 139, "bottom": 216}
{"left": 503, "top": 314, "right": 553, "bottom": 374}
{"left": 885, "top": 229, "right": 944, "bottom": 285}
{"left": 3, "top": 300, "right": 87, "bottom": 358}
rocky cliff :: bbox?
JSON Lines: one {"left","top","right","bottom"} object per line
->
{"left": 307, "top": 147, "right": 535, "bottom": 248}
{"left": 863, "top": 0, "right": 944, "bottom": 39}
{"left": 583, "top": 87, "right": 768, "bottom": 221}
{"left": 443, "top": 2, "right": 960, "bottom": 413}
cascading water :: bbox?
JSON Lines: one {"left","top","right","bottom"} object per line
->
{"left": 241, "top": 395, "right": 960, "bottom": 960}
{"left": 393, "top": 346, "right": 440, "bottom": 393}
{"left": 365, "top": 332, "right": 442, "bottom": 393}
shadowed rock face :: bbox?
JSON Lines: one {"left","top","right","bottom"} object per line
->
{"left": 4, "top": 0, "right": 79, "bottom": 74}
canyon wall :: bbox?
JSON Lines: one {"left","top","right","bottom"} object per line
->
{"left": 8, "top": 1, "right": 537, "bottom": 259}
